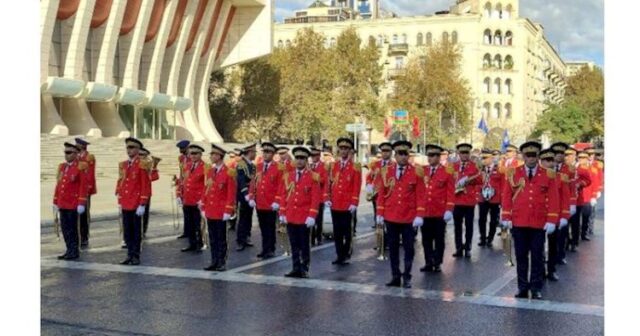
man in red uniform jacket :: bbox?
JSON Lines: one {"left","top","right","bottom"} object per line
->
{"left": 365, "top": 142, "right": 393, "bottom": 229}
{"left": 551, "top": 143, "right": 577, "bottom": 265}
{"left": 565, "top": 148, "right": 592, "bottom": 251}
{"left": 586, "top": 147, "right": 603, "bottom": 237}
{"left": 115, "top": 138, "right": 151, "bottom": 265}
{"left": 278, "top": 147, "right": 321, "bottom": 278}
{"left": 499, "top": 144, "right": 522, "bottom": 169}
{"left": 177, "top": 144, "right": 208, "bottom": 252}
{"left": 201, "top": 144, "right": 237, "bottom": 272}
{"left": 248, "top": 142, "right": 284, "bottom": 259}
{"left": 175, "top": 140, "right": 191, "bottom": 239}
{"left": 477, "top": 149, "right": 504, "bottom": 248}
{"left": 452, "top": 143, "right": 482, "bottom": 258}
{"left": 53, "top": 142, "right": 89, "bottom": 260}
{"left": 501, "top": 141, "right": 560, "bottom": 300}
{"left": 309, "top": 146, "right": 329, "bottom": 246}
{"left": 326, "top": 137, "right": 362, "bottom": 265}
{"left": 375, "top": 140, "right": 426, "bottom": 288}
{"left": 139, "top": 148, "right": 159, "bottom": 238}
{"left": 576, "top": 151, "right": 599, "bottom": 243}
{"left": 75, "top": 138, "right": 95, "bottom": 247}
{"left": 419, "top": 144, "right": 455, "bottom": 273}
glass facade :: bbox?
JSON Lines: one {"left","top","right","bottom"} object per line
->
{"left": 118, "top": 104, "right": 175, "bottom": 140}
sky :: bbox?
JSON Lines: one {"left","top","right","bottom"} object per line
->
{"left": 273, "top": 0, "right": 604, "bottom": 66}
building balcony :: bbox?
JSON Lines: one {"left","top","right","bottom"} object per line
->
{"left": 387, "top": 68, "right": 406, "bottom": 79}
{"left": 387, "top": 43, "right": 409, "bottom": 56}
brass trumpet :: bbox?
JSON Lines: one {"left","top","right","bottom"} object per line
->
{"left": 277, "top": 217, "right": 291, "bottom": 256}
{"left": 375, "top": 223, "right": 386, "bottom": 261}
{"left": 151, "top": 156, "right": 162, "bottom": 169}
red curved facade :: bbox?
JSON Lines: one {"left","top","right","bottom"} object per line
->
{"left": 166, "top": 0, "right": 188, "bottom": 48}
{"left": 120, "top": 0, "right": 142, "bottom": 36}
{"left": 90, "top": 0, "right": 113, "bottom": 28}
{"left": 57, "top": 0, "right": 80, "bottom": 20}
{"left": 145, "top": 0, "right": 167, "bottom": 42}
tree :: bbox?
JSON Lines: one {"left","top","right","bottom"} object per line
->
{"left": 393, "top": 41, "right": 472, "bottom": 148}
{"left": 531, "top": 102, "right": 591, "bottom": 143}
{"left": 209, "top": 69, "right": 241, "bottom": 141}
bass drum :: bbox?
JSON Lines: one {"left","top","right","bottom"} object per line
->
{"left": 322, "top": 206, "right": 333, "bottom": 239}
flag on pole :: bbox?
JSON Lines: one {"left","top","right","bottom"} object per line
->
{"left": 477, "top": 117, "right": 489, "bottom": 135}
{"left": 501, "top": 129, "right": 510, "bottom": 152}
{"left": 411, "top": 116, "right": 421, "bottom": 138}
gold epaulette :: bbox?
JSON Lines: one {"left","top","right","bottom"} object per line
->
{"left": 139, "top": 159, "right": 151, "bottom": 170}
{"left": 568, "top": 165, "right": 576, "bottom": 173}
{"left": 498, "top": 165, "right": 506, "bottom": 174}
{"left": 546, "top": 168, "right": 556, "bottom": 179}
{"left": 87, "top": 153, "right": 95, "bottom": 163}
{"left": 78, "top": 161, "right": 89, "bottom": 171}
{"left": 591, "top": 167, "right": 597, "bottom": 174}
{"left": 560, "top": 172, "right": 569, "bottom": 183}
{"left": 325, "top": 162, "right": 332, "bottom": 171}
{"left": 203, "top": 163, "right": 211, "bottom": 174}
{"left": 277, "top": 162, "right": 285, "bottom": 171}
{"left": 368, "top": 160, "right": 379, "bottom": 170}
{"left": 414, "top": 165, "right": 424, "bottom": 178}
{"left": 354, "top": 162, "right": 362, "bottom": 172}
{"left": 506, "top": 167, "right": 516, "bottom": 178}
{"left": 516, "top": 160, "right": 524, "bottom": 167}
{"left": 237, "top": 160, "right": 248, "bottom": 170}
{"left": 445, "top": 165, "right": 454, "bottom": 175}
{"left": 312, "top": 172, "right": 320, "bottom": 182}
{"left": 227, "top": 167, "right": 237, "bottom": 178}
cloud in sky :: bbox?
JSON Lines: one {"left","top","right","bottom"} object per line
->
{"left": 274, "top": 0, "right": 604, "bottom": 66}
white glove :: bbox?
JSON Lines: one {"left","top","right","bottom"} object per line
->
{"left": 544, "top": 223, "right": 556, "bottom": 235}
{"left": 77, "top": 205, "right": 85, "bottom": 214}
{"left": 457, "top": 176, "right": 468, "bottom": 188}
{"left": 376, "top": 215, "right": 384, "bottom": 225}
{"left": 244, "top": 195, "right": 251, "bottom": 202}
{"left": 223, "top": 213, "right": 231, "bottom": 221}
{"left": 597, "top": 192, "right": 602, "bottom": 199}
{"left": 590, "top": 198, "right": 597, "bottom": 207}
{"left": 443, "top": 210, "right": 453, "bottom": 223}
{"left": 176, "top": 197, "right": 183, "bottom": 207}
{"left": 271, "top": 202, "right": 280, "bottom": 211}
{"left": 559, "top": 218, "right": 568, "bottom": 229}
{"left": 279, "top": 215, "right": 287, "bottom": 224}
{"left": 569, "top": 205, "right": 576, "bottom": 216}
{"left": 249, "top": 200, "right": 256, "bottom": 208}
{"left": 501, "top": 220, "right": 512, "bottom": 229}
{"left": 324, "top": 201, "right": 332, "bottom": 208}
{"left": 136, "top": 205, "right": 145, "bottom": 217}
{"left": 412, "top": 216, "right": 424, "bottom": 228}
{"left": 348, "top": 205, "right": 357, "bottom": 213}
{"left": 365, "top": 184, "right": 374, "bottom": 194}
{"left": 305, "top": 217, "right": 316, "bottom": 228}
{"left": 52, "top": 204, "right": 59, "bottom": 213}
{"left": 197, "top": 201, "right": 204, "bottom": 211}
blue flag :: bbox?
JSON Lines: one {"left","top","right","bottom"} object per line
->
{"left": 477, "top": 117, "right": 489, "bottom": 135}
{"left": 501, "top": 129, "right": 510, "bottom": 152}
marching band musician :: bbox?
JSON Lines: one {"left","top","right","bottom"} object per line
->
{"left": 500, "top": 144, "right": 522, "bottom": 169}
{"left": 575, "top": 151, "right": 598, "bottom": 245}
{"left": 477, "top": 149, "right": 504, "bottom": 248}
{"left": 235, "top": 144, "right": 257, "bottom": 251}
{"left": 586, "top": 148, "right": 603, "bottom": 237}
{"left": 309, "top": 146, "right": 329, "bottom": 246}
{"left": 366, "top": 142, "right": 393, "bottom": 229}
{"left": 565, "top": 148, "right": 592, "bottom": 252}
{"left": 440, "top": 149, "right": 450, "bottom": 167}
{"left": 53, "top": 142, "right": 89, "bottom": 260}
{"left": 277, "top": 146, "right": 296, "bottom": 174}
{"left": 139, "top": 148, "right": 159, "bottom": 238}
{"left": 551, "top": 143, "right": 577, "bottom": 265}
{"left": 248, "top": 142, "right": 284, "bottom": 260}
{"left": 278, "top": 147, "right": 322, "bottom": 278}
{"left": 178, "top": 144, "right": 208, "bottom": 252}
{"left": 452, "top": 143, "right": 481, "bottom": 258}
{"left": 201, "top": 144, "right": 237, "bottom": 272}
{"left": 326, "top": 138, "right": 362, "bottom": 266}
{"left": 116, "top": 138, "right": 151, "bottom": 265}
{"left": 175, "top": 140, "right": 191, "bottom": 239}
{"left": 419, "top": 144, "right": 455, "bottom": 273}
{"left": 75, "top": 138, "right": 95, "bottom": 248}
{"left": 375, "top": 140, "right": 426, "bottom": 288}
{"left": 501, "top": 141, "right": 560, "bottom": 300}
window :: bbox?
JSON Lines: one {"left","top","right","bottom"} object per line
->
{"left": 505, "top": 31, "right": 513, "bottom": 46}
{"left": 505, "top": 55, "right": 514, "bottom": 69}
{"left": 493, "top": 103, "right": 502, "bottom": 118}
{"left": 495, "top": 3, "right": 503, "bottom": 19}
{"left": 505, "top": 103, "right": 512, "bottom": 118}
{"left": 505, "top": 79, "right": 512, "bottom": 94}
{"left": 452, "top": 31, "right": 458, "bottom": 44}
{"left": 484, "top": 2, "right": 491, "bottom": 17}
{"left": 484, "top": 77, "right": 491, "bottom": 93}
{"left": 442, "top": 32, "right": 449, "bottom": 44}
{"left": 277, "top": 40, "right": 283, "bottom": 48}
{"left": 329, "top": 37, "right": 336, "bottom": 47}
{"left": 286, "top": 40, "right": 292, "bottom": 47}
{"left": 426, "top": 32, "right": 433, "bottom": 46}
{"left": 494, "top": 54, "right": 502, "bottom": 69}
{"left": 417, "top": 33, "right": 423, "bottom": 45}
{"left": 494, "top": 30, "right": 502, "bottom": 45}
{"left": 505, "top": 4, "right": 513, "bottom": 19}
{"left": 377, "top": 34, "right": 383, "bottom": 47}
{"left": 484, "top": 29, "right": 492, "bottom": 44}
{"left": 494, "top": 78, "right": 502, "bottom": 94}
{"left": 392, "top": 34, "right": 398, "bottom": 44}
{"left": 483, "top": 54, "right": 492, "bottom": 68}
{"left": 483, "top": 102, "right": 491, "bottom": 119}
{"left": 395, "top": 57, "right": 404, "bottom": 69}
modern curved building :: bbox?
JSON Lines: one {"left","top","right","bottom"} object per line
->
{"left": 41, "top": 0, "right": 272, "bottom": 142}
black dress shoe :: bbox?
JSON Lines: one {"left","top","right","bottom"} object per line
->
{"left": 486, "top": 241, "right": 493, "bottom": 248}
{"left": 120, "top": 258, "right": 133, "bottom": 265}
{"left": 262, "top": 252, "right": 275, "bottom": 259}
{"left": 402, "top": 278, "right": 412, "bottom": 288}
{"left": 419, "top": 265, "right": 433, "bottom": 272}
{"left": 531, "top": 291, "right": 543, "bottom": 300}
{"left": 245, "top": 241, "right": 254, "bottom": 247}
{"left": 331, "top": 259, "right": 342, "bottom": 265}
{"left": 432, "top": 265, "right": 442, "bottom": 273}
{"left": 130, "top": 257, "right": 140, "bottom": 265}
{"left": 257, "top": 252, "right": 265, "bottom": 258}
{"left": 514, "top": 290, "right": 529, "bottom": 298}
{"left": 581, "top": 236, "right": 591, "bottom": 241}
{"left": 215, "top": 265, "right": 227, "bottom": 272}
{"left": 386, "top": 278, "right": 401, "bottom": 287}
{"left": 236, "top": 245, "right": 247, "bottom": 252}
{"left": 559, "top": 258, "right": 567, "bottom": 265}
{"left": 204, "top": 264, "right": 218, "bottom": 271}
{"left": 569, "top": 245, "right": 577, "bottom": 252}
{"left": 464, "top": 250, "right": 471, "bottom": 258}
{"left": 64, "top": 254, "right": 79, "bottom": 260}
{"left": 452, "top": 250, "right": 463, "bottom": 258}
{"left": 181, "top": 246, "right": 197, "bottom": 252}
{"left": 478, "top": 240, "right": 486, "bottom": 247}
{"left": 547, "top": 272, "right": 559, "bottom": 281}
{"left": 285, "top": 270, "right": 301, "bottom": 278}
{"left": 299, "top": 271, "right": 309, "bottom": 278}
{"left": 57, "top": 254, "right": 67, "bottom": 260}
{"left": 177, "top": 234, "right": 187, "bottom": 239}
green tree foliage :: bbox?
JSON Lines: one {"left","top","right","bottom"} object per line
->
{"left": 393, "top": 41, "right": 472, "bottom": 148}
{"left": 532, "top": 102, "right": 590, "bottom": 142}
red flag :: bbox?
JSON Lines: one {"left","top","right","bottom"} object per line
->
{"left": 412, "top": 116, "right": 421, "bottom": 138}
{"left": 383, "top": 117, "right": 392, "bottom": 138}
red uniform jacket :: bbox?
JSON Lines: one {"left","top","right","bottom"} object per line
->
{"left": 54, "top": 160, "right": 89, "bottom": 209}
{"left": 588, "top": 162, "right": 602, "bottom": 197}
{"left": 201, "top": 164, "right": 237, "bottom": 220}
{"left": 421, "top": 164, "right": 455, "bottom": 218}
{"left": 178, "top": 160, "right": 208, "bottom": 206}
{"left": 478, "top": 164, "right": 504, "bottom": 204}
{"left": 576, "top": 163, "right": 595, "bottom": 205}
{"left": 453, "top": 160, "right": 481, "bottom": 206}
{"left": 327, "top": 159, "right": 362, "bottom": 211}
{"left": 310, "top": 160, "right": 328, "bottom": 205}
{"left": 555, "top": 171, "right": 572, "bottom": 221}
{"left": 249, "top": 161, "right": 285, "bottom": 210}
{"left": 175, "top": 154, "right": 191, "bottom": 197}
{"left": 78, "top": 151, "right": 96, "bottom": 195}
{"left": 278, "top": 168, "right": 321, "bottom": 224}
{"left": 593, "top": 160, "right": 604, "bottom": 193}
{"left": 116, "top": 157, "right": 151, "bottom": 211}
{"left": 375, "top": 163, "right": 426, "bottom": 224}
{"left": 501, "top": 165, "right": 560, "bottom": 229}
{"left": 500, "top": 157, "right": 523, "bottom": 170}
